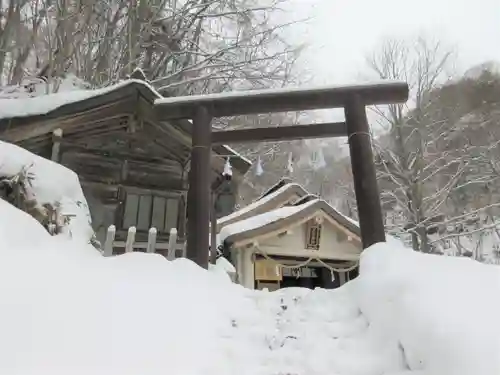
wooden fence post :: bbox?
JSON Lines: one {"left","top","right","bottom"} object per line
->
{"left": 125, "top": 226, "right": 136, "bottom": 253}
{"left": 167, "top": 228, "right": 178, "bottom": 260}
{"left": 147, "top": 227, "right": 157, "bottom": 253}
{"left": 103, "top": 225, "right": 116, "bottom": 257}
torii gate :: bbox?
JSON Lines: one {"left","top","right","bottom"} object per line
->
{"left": 154, "top": 82, "right": 409, "bottom": 268}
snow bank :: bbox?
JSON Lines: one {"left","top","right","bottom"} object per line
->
{"left": 0, "top": 194, "right": 53, "bottom": 249}
{"left": 0, "top": 198, "right": 243, "bottom": 375}
{"left": 0, "top": 141, "right": 94, "bottom": 243}
{"left": 0, "top": 194, "right": 499, "bottom": 374}
{"left": 211, "top": 256, "right": 236, "bottom": 274}
{"left": 356, "top": 242, "right": 500, "bottom": 375}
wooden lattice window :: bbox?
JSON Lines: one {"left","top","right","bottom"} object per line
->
{"left": 305, "top": 219, "right": 322, "bottom": 250}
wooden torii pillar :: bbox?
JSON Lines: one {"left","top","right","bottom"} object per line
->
{"left": 154, "top": 82, "right": 409, "bottom": 268}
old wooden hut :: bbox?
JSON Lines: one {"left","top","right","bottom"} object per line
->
{"left": 0, "top": 79, "right": 251, "bottom": 255}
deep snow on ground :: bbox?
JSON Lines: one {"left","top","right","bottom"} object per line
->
{"left": 1, "top": 196, "right": 500, "bottom": 375}
{"left": 0, "top": 140, "right": 499, "bottom": 375}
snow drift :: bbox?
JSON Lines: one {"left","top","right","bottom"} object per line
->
{"left": 0, "top": 140, "right": 95, "bottom": 244}
{"left": 357, "top": 244, "right": 500, "bottom": 375}
{"left": 0, "top": 194, "right": 499, "bottom": 374}
{"left": 0, "top": 143, "right": 499, "bottom": 374}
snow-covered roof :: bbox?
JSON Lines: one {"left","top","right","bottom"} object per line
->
{"left": 257, "top": 177, "right": 299, "bottom": 200}
{"left": 0, "top": 78, "right": 161, "bottom": 121}
{"left": 0, "top": 77, "right": 251, "bottom": 174}
{"left": 218, "top": 181, "right": 308, "bottom": 227}
{"left": 219, "top": 201, "right": 315, "bottom": 246}
{"left": 219, "top": 198, "right": 360, "bottom": 246}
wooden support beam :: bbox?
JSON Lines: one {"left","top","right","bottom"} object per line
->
{"left": 143, "top": 121, "right": 191, "bottom": 161}
{"left": 51, "top": 128, "right": 63, "bottom": 162}
{"left": 120, "top": 160, "right": 128, "bottom": 181}
{"left": 128, "top": 114, "right": 137, "bottom": 133}
{"left": 177, "top": 166, "right": 189, "bottom": 240}
{"left": 186, "top": 106, "right": 212, "bottom": 269}
{"left": 344, "top": 95, "right": 385, "bottom": 248}
{"left": 59, "top": 141, "right": 183, "bottom": 168}
{"left": 212, "top": 122, "right": 347, "bottom": 144}
{"left": 155, "top": 82, "right": 409, "bottom": 119}
{"left": 177, "top": 194, "right": 187, "bottom": 239}
{"left": 210, "top": 191, "right": 218, "bottom": 265}
{"left": 81, "top": 180, "right": 184, "bottom": 197}
{"left": 1, "top": 104, "right": 131, "bottom": 143}
{"left": 63, "top": 120, "right": 128, "bottom": 139}
{"left": 20, "top": 135, "right": 51, "bottom": 152}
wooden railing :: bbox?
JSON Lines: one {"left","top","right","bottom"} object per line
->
{"left": 102, "top": 225, "right": 186, "bottom": 260}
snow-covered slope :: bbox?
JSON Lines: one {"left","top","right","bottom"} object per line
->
{"left": 0, "top": 141, "right": 94, "bottom": 244}
{"left": 464, "top": 61, "right": 500, "bottom": 80}
{"left": 357, "top": 244, "right": 500, "bottom": 374}
{"left": 0, "top": 193, "right": 499, "bottom": 375}
{"left": 0, "top": 140, "right": 499, "bottom": 375}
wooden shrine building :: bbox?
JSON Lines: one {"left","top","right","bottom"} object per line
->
{"left": 0, "top": 77, "right": 409, "bottom": 266}
{"left": 0, "top": 79, "right": 251, "bottom": 252}
{"left": 217, "top": 179, "right": 362, "bottom": 291}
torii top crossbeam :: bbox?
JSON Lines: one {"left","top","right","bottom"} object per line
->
{"left": 154, "top": 81, "right": 408, "bottom": 119}
{"left": 153, "top": 81, "right": 409, "bottom": 269}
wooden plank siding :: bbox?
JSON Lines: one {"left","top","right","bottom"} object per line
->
{"left": 0, "top": 80, "right": 251, "bottom": 249}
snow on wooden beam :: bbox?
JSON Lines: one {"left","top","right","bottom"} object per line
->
{"left": 212, "top": 122, "right": 347, "bottom": 144}
{"left": 154, "top": 81, "right": 409, "bottom": 119}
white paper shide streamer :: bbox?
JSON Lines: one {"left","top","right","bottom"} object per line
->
{"left": 255, "top": 155, "right": 264, "bottom": 176}
{"left": 287, "top": 152, "right": 294, "bottom": 174}
{"left": 223, "top": 157, "right": 232, "bottom": 177}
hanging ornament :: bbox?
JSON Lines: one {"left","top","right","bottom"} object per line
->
{"left": 292, "top": 266, "right": 300, "bottom": 279}
{"left": 286, "top": 152, "right": 294, "bottom": 174}
{"left": 314, "top": 147, "right": 326, "bottom": 170}
{"left": 310, "top": 146, "right": 326, "bottom": 171}
{"left": 255, "top": 155, "right": 264, "bottom": 176}
{"left": 310, "top": 149, "right": 318, "bottom": 164}
{"left": 223, "top": 157, "right": 232, "bottom": 177}
{"left": 330, "top": 269, "right": 336, "bottom": 282}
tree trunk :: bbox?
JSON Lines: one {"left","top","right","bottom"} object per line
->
{"left": 417, "top": 225, "right": 430, "bottom": 253}
{"left": 411, "top": 230, "right": 419, "bottom": 251}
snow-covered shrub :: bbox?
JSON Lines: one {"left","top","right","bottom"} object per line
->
{"left": 0, "top": 141, "right": 99, "bottom": 248}
{"left": 0, "top": 165, "right": 71, "bottom": 235}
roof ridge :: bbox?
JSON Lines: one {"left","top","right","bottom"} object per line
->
{"left": 257, "top": 178, "right": 308, "bottom": 200}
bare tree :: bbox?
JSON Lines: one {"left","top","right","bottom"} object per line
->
{"left": 1, "top": 0, "right": 315, "bottom": 209}
{"left": 365, "top": 38, "right": 500, "bottom": 261}
{"left": 366, "top": 36, "right": 465, "bottom": 252}
{"left": 0, "top": 0, "right": 302, "bottom": 95}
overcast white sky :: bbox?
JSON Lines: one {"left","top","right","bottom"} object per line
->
{"left": 279, "top": 0, "right": 499, "bottom": 124}
{"left": 285, "top": 0, "right": 500, "bottom": 85}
